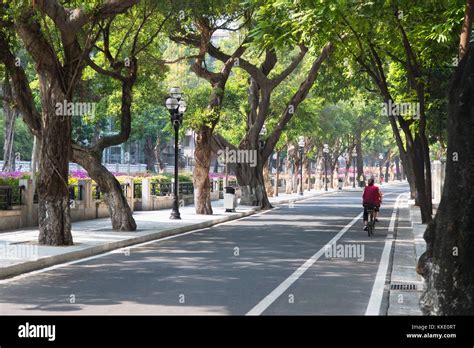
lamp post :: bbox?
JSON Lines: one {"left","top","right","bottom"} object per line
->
{"left": 323, "top": 144, "right": 329, "bottom": 191}
{"left": 298, "top": 136, "right": 305, "bottom": 195}
{"left": 165, "top": 87, "right": 187, "bottom": 220}
{"left": 352, "top": 149, "right": 357, "bottom": 188}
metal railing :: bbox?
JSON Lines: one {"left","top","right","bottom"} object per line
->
{"left": 0, "top": 185, "right": 24, "bottom": 210}
{"left": 180, "top": 182, "right": 194, "bottom": 195}
{"left": 68, "top": 185, "right": 83, "bottom": 201}
{"left": 92, "top": 185, "right": 101, "bottom": 200}
{"left": 216, "top": 179, "right": 238, "bottom": 191}
{"left": 33, "top": 185, "right": 85, "bottom": 203}
{"left": 134, "top": 183, "right": 142, "bottom": 199}
{"left": 149, "top": 182, "right": 193, "bottom": 196}
{"left": 92, "top": 183, "right": 129, "bottom": 200}
{"left": 151, "top": 182, "right": 171, "bottom": 196}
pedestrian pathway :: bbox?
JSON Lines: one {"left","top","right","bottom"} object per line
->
{"left": 387, "top": 196, "right": 427, "bottom": 315}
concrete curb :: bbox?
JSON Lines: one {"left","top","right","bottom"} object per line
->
{"left": 1, "top": 190, "right": 337, "bottom": 280}
{"left": 407, "top": 202, "right": 427, "bottom": 264}
{"left": 387, "top": 194, "right": 424, "bottom": 315}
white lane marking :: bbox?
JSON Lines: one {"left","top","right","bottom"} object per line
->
{"left": 365, "top": 193, "right": 404, "bottom": 315}
{"left": 0, "top": 208, "right": 278, "bottom": 284}
{"left": 246, "top": 212, "right": 363, "bottom": 316}
{"left": 388, "top": 194, "right": 402, "bottom": 233}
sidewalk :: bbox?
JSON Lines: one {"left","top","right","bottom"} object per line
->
{"left": 387, "top": 196, "right": 428, "bottom": 315}
{"left": 0, "top": 188, "right": 338, "bottom": 279}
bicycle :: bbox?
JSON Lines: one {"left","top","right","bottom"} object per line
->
{"left": 367, "top": 207, "right": 376, "bottom": 237}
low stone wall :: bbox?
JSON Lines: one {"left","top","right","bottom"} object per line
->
{"left": 0, "top": 177, "right": 222, "bottom": 232}
{"left": 0, "top": 208, "right": 23, "bottom": 230}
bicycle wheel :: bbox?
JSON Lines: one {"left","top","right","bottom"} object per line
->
{"left": 368, "top": 211, "right": 374, "bottom": 236}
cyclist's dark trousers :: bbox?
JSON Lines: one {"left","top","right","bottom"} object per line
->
{"left": 363, "top": 203, "right": 377, "bottom": 221}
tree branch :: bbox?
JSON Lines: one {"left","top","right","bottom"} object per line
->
{"left": 211, "top": 133, "right": 238, "bottom": 153}
{"left": 0, "top": 30, "right": 42, "bottom": 135}
{"left": 263, "top": 42, "right": 334, "bottom": 159}
{"left": 93, "top": 59, "right": 138, "bottom": 151}
{"left": 15, "top": 11, "right": 60, "bottom": 77}
{"left": 269, "top": 45, "right": 308, "bottom": 88}
{"left": 70, "top": 0, "right": 139, "bottom": 31}
{"left": 85, "top": 56, "right": 126, "bottom": 81}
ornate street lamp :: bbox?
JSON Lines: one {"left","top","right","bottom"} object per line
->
{"left": 298, "top": 136, "right": 305, "bottom": 195}
{"left": 165, "top": 87, "right": 187, "bottom": 219}
{"left": 323, "top": 144, "right": 329, "bottom": 191}
{"left": 352, "top": 149, "right": 357, "bottom": 188}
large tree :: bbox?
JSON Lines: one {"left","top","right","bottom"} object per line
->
{"left": 72, "top": 2, "right": 170, "bottom": 230}
{"left": 170, "top": 1, "right": 248, "bottom": 214}
{"left": 418, "top": 0, "right": 474, "bottom": 315}
{"left": 331, "top": 0, "right": 459, "bottom": 222}
{"left": 0, "top": 0, "right": 140, "bottom": 244}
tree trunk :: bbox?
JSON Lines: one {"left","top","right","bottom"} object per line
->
{"left": 400, "top": 149, "right": 416, "bottom": 199}
{"left": 263, "top": 162, "right": 274, "bottom": 197}
{"left": 330, "top": 162, "right": 334, "bottom": 189}
{"left": 274, "top": 151, "right": 280, "bottom": 196}
{"left": 2, "top": 74, "right": 16, "bottom": 172}
{"left": 420, "top": 132, "right": 433, "bottom": 212}
{"left": 144, "top": 136, "right": 156, "bottom": 172}
{"left": 154, "top": 137, "right": 165, "bottom": 172}
{"left": 395, "top": 156, "right": 401, "bottom": 181}
{"left": 37, "top": 79, "right": 73, "bottom": 246}
{"left": 316, "top": 157, "right": 323, "bottom": 190}
{"left": 31, "top": 136, "right": 39, "bottom": 188}
{"left": 194, "top": 126, "right": 213, "bottom": 214}
{"left": 307, "top": 160, "right": 311, "bottom": 191}
{"left": 73, "top": 148, "right": 137, "bottom": 231}
{"left": 418, "top": 45, "right": 474, "bottom": 315}
{"left": 379, "top": 163, "right": 383, "bottom": 184}
{"left": 356, "top": 130, "right": 364, "bottom": 187}
{"left": 285, "top": 157, "right": 293, "bottom": 193}
{"left": 345, "top": 156, "right": 351, "bottom": 186}
{"left": 292, "top": 168, "right": 298, "bottom": 194}
{"left": 411, "top": 135, "right": 432, "bottom": 223}
{"left": 237, "top": 158, "right": 272, "bottom": 209}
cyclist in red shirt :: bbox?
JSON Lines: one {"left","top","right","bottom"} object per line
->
{"left": 362, "top": 178, "right": 382, "bottom": 231}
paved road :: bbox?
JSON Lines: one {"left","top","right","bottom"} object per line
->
{"left": 0, "top": 183, "right": 409, "bottom": 315}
